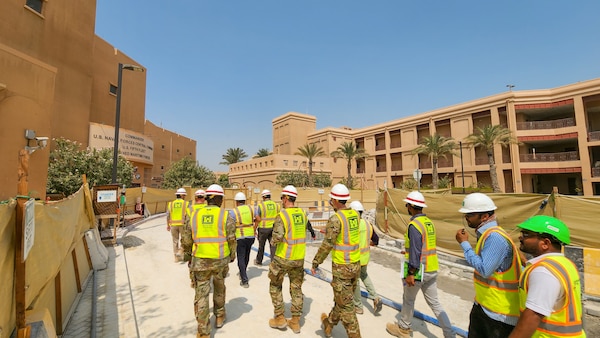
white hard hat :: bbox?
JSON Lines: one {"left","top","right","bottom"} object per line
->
{"left": 234, "top": 192, "right": 246, "bottom": 201}
{"left": 349, "top": 200, "right": 364, "bottom": 212}
{"left": 261, "top": 189, "right": 271, "bottom": 197}
{"left": 403, "top": 191, "right": 427, "bottom": 208}
{"left": 176, "top": 188, "right": 187, "bottom": 195}
{"left": 194, "top": 189, "right": 206, "bottom": 197}
{"left": 329, "top": 184, "right": 350, "bottom": 200}
{"left": 459, "top": 193, "right": 497, "bottom": 213}
{"left": 281, "top": 185, "right": 298, "bottom": 198}
{"left": 205, "top": 184, "right": 225, "bottom": 196}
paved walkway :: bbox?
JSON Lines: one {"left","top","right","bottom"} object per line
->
{"left": 61, "top": 214, "right": 600, "bottom": 337}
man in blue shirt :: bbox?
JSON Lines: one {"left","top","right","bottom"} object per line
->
{"left": 455, "top": 193, "right": 522, "bottom": 338}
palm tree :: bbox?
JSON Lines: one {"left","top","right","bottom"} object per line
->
{"left": 254, "top": 148, "right": 271, "bottom": 158}
{"left": 330, "top": 141, "right": 368, "bottom": 189}
{"left": 465, "top": 124, "right": 518, "bottom": 192}
{"left": 295, "top": 143, "right": 326, "bottom": 186}
{"left": 219, "top": 147, "right": 248, "bottom": 166}
{"left": 411, "top": 134, "right": 457, "bottom": 189}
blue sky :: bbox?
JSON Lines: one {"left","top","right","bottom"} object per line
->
{"left": 95, "top": 1, "right": 600, "bottom": 172}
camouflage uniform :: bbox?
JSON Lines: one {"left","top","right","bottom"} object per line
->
{"left": 312, "top": 214, "right": 362, "bottom": 338}
{"left": 269, "top": 215, "right": 305, "bottom": 317}
{"left": 182, "top": 209, "right": 237, "bottom": 336}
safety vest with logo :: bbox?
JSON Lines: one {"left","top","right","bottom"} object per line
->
{"left": 190, "top": 206, "right": 230, "bottom": 259}
{"left": 519, "top": 255, "right": 585, "bottom": 338}
{"left": 474, "top": 226, "right": 521, "bottom": 320}
{"left": 274, "top": 207, "right": 307, "bottom": 260}
{"left": 233, "top": 204, "right": 255, "bottom": 239}
{"left": 258, "top": 200, "right": 279, "bottom": 229}
{"left": 404, "top": 215, "right": 439, "bottom": 272}
{"left": 186, "top": 202, "right": 206, "bottom": 219}
{"left": 332, "top": 209, "right": 361, "bottom": 264}
{"left": 168, "top": 199, "right": 188, "bottom": 226}
{"left": 359, "top": 218, "right": 373, "bottom": 266}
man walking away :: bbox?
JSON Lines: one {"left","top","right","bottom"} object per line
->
{"left": 167, "top": 187, "right": 189, "bottom": 262}
{"left": 349, "top": 200, "right": 383, "bottom": 315}
{"left": 231, "top": 192, "right": 255, "bottom": 288}
{"left": 254, "top": 189, "right": 279, "bottom": 265}
{"left": 268, "top": 185, "right": 308, "bottom": 334}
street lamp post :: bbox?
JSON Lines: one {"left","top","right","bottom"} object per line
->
{"left": 111, "top": 63, "right": 144, "bottom": 184}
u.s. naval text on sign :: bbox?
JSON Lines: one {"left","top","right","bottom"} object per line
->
{"left": 88, "top": 123, "right": 154, "bottom": 164}
{"left": 24, "top": 198, "right": 35, "bottom": 261}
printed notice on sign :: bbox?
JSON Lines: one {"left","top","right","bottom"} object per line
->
{"left": 88, "top": 123, "right": 154, "bottom": 164}
{"left": 24, "top": 198, "right": 35, "bottom": 261}
{"left": 97, "top": 190, "right": 118, "bottom": 203}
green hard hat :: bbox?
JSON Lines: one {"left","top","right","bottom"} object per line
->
{"left": 517, "top": 215, "right": 571, "bottom": 245}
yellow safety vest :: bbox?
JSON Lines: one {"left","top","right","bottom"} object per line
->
{"left": 258, "top": 200, "right": 279, "bottom": 228}
{"left": 274, "top": 207, "right": 307, "bottom": 260}
{"left": 190, "top": 206, "right": 230, "bottom": 259}
{"left": 404, "top": 215, "right": 439, "bottom": 272}
{"left": 168, "top": 199, "right": 188, "bottom": 226}
{"left": 233, "top": 204, "right": 255, "bottom": 238}
{"left": 519, "top": 256, "right": 585, "bottom": 338}
{"left": 332, "top": 209, "right": 361, "bottom": 264}
{"left": 359, "top": 218, "right": 373, "bottom": 266}
{"left": 186, "top": 202, "right": 206, "bottom": 219}
{"left": 474, "top": 227, "right": 521, "bottom": 320}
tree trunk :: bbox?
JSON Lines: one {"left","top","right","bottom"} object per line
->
{"left": 488, "top": 151, "right": 501, "bottom": 192}
{"left": 432, "top": 158, "right": 439, "bottom": 189}
{"left": 347, "top": 160, "right": 352, "bottom": 189}
{"left": 308, "top": 161, "right": 313, "bottom": 187}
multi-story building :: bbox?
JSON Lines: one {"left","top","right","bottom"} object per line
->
{"left": 230, "top": 79, "right": 600, "bottom": 196}
{"left": 0, "top": 1, "right": 195, "bottom": 199}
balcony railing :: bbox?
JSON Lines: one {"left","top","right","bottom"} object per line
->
{"left": 516, "top": 117, "right": 575, "bottom": 130}
{"left": 589, "top": 131, "right": 600, "bottom": 142}
{"left": 376, "top": 166, "right": 386, "bottom": 172}
{"left": 519, "top": 151, "right": 579, "bottom": 162}
{"left": 475, "top": 156, "right": 489, "bottom": 165}
{"left": 356, "top": 168, "right": 365, "bottom": 174}
{"left": 375, "top": 144, "right": 386, "bottom": 151}
{"left": 390, "top": 141, "right": 402, "bottom": 148}
{"left": 593, "top": 168, "right": 600, "bottom": 177}
{"left": 391, "top": 164, "right": 402, "bottom": 171}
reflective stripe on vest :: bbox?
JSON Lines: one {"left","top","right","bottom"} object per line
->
{"left": 258, "top": 200, "right": 279, "bottom": 228}
{"left": 234, "top": 205, "right": 255, "bottom": 238}
{"left": 332, "top": 209, "right": 360, "bottom": 264}
{"left": 519, "top": 256, "right": 584, "bottom": 337}
{"left": 168, "top": 199, "right": 188, "bottom": 226}
{"left": 190, "top": 206, "right": 230, "bottom": 259}
{"left": 359, "top": 219, "right": 373, "bottom": 266}
{"left": 404, "top": 216, "right": 439, "bottom": 272}
{"left": 274, "top": 208, "right": 307, "bottom": 260}
{"left": 474, "top": 225, "right": 521, "bottom": 319}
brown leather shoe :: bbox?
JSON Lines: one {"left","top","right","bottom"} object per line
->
{"left": 355, "top": 306, "right": 364, "bottom": 314}
{"left": 374, "top": 297, "right": 383, "bottom": 314}
{"left": 269, "top": 314, "right": 287, "bottom": 330}
{"left": 287, "top": 315, "right": 301, "bottom": 334}
{"left": 215, "top": 314, "right": 226, "bottom": 328}
{"left": 321, "top": 313, "right": 332, "bottom": 337}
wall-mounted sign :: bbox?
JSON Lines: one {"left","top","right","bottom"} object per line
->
{"left": 97, "top": 190, "right": 117, "bottom": 203}
{"left": 23, "top": 198, "right": 35, "bottom": 261}
{"left": 88, "top": 123, "right": 154, "bottom": 164}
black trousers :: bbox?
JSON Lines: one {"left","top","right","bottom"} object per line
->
{"left": 468, "top": 303, "right": 515, "bottom": 338}
{"left": 255, "top": 227, "right": 275, "bottom": 264}
{"left": 237, "top": 237, "right": 255, "bottom": 283}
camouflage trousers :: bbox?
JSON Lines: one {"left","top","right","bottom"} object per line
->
{"left": 268, "top": 256, "right": 305, "bottom": 317}
{"left": 191, "top": 257, "right": 230, "bottom": 335}
{"left": 328, "top": 261, "right": 361, "bottom": 338}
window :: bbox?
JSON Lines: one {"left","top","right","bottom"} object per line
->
{"left": 284, "top": 160, "right": 288, "bottom": 166}
{"left": 293, "top": 160, "right": 298, "bottom": 166}
{"left": 176, "top": 149, "right": 179, "bottom": 153}
{"left": 26, "top": 0, "right": 43, "bottom": 14}
{"left": 109, "top": 84, "right": 117, "bottom": 95}
{"left": 161, "top": 145, "right": 165, "bottom": 149}
{"left": 160, "top": 166, "right": 164, "bottom": 170}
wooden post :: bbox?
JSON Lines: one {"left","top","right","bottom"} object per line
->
{"left": 15, "top": 149, "right": 31, "bottom": 338}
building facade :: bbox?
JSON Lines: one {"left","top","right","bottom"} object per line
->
{"left": 0, "top": 1, "right": 195, "bottom": 200}
{"left": 230, "top": 79, "right": 600, "bottom": 196}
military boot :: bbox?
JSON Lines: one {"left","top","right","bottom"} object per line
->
{"left": 269, "top": 314, "right": 287, "bottom": 330}
{"left": 215, "top": 314, "right": 226, "bottom": 328}
{"left": 196, "top": 334, "right": 209, "bottom": 338}
{"left": 287, "top": 315, "right": 301, "bottom": 334}
{"left": 321, "top": 313, "right": 332, "bottom": 338}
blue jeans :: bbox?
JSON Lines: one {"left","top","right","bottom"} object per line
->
{"left": 236, "top": 237, "right": 255, "bottom": 283}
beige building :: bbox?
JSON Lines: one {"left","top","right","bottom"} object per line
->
{"left": 0, "top": 1, "right": 195, "bottom": 200}
{"left": 230, "top": 79, "right": 600, "bottom": 196}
